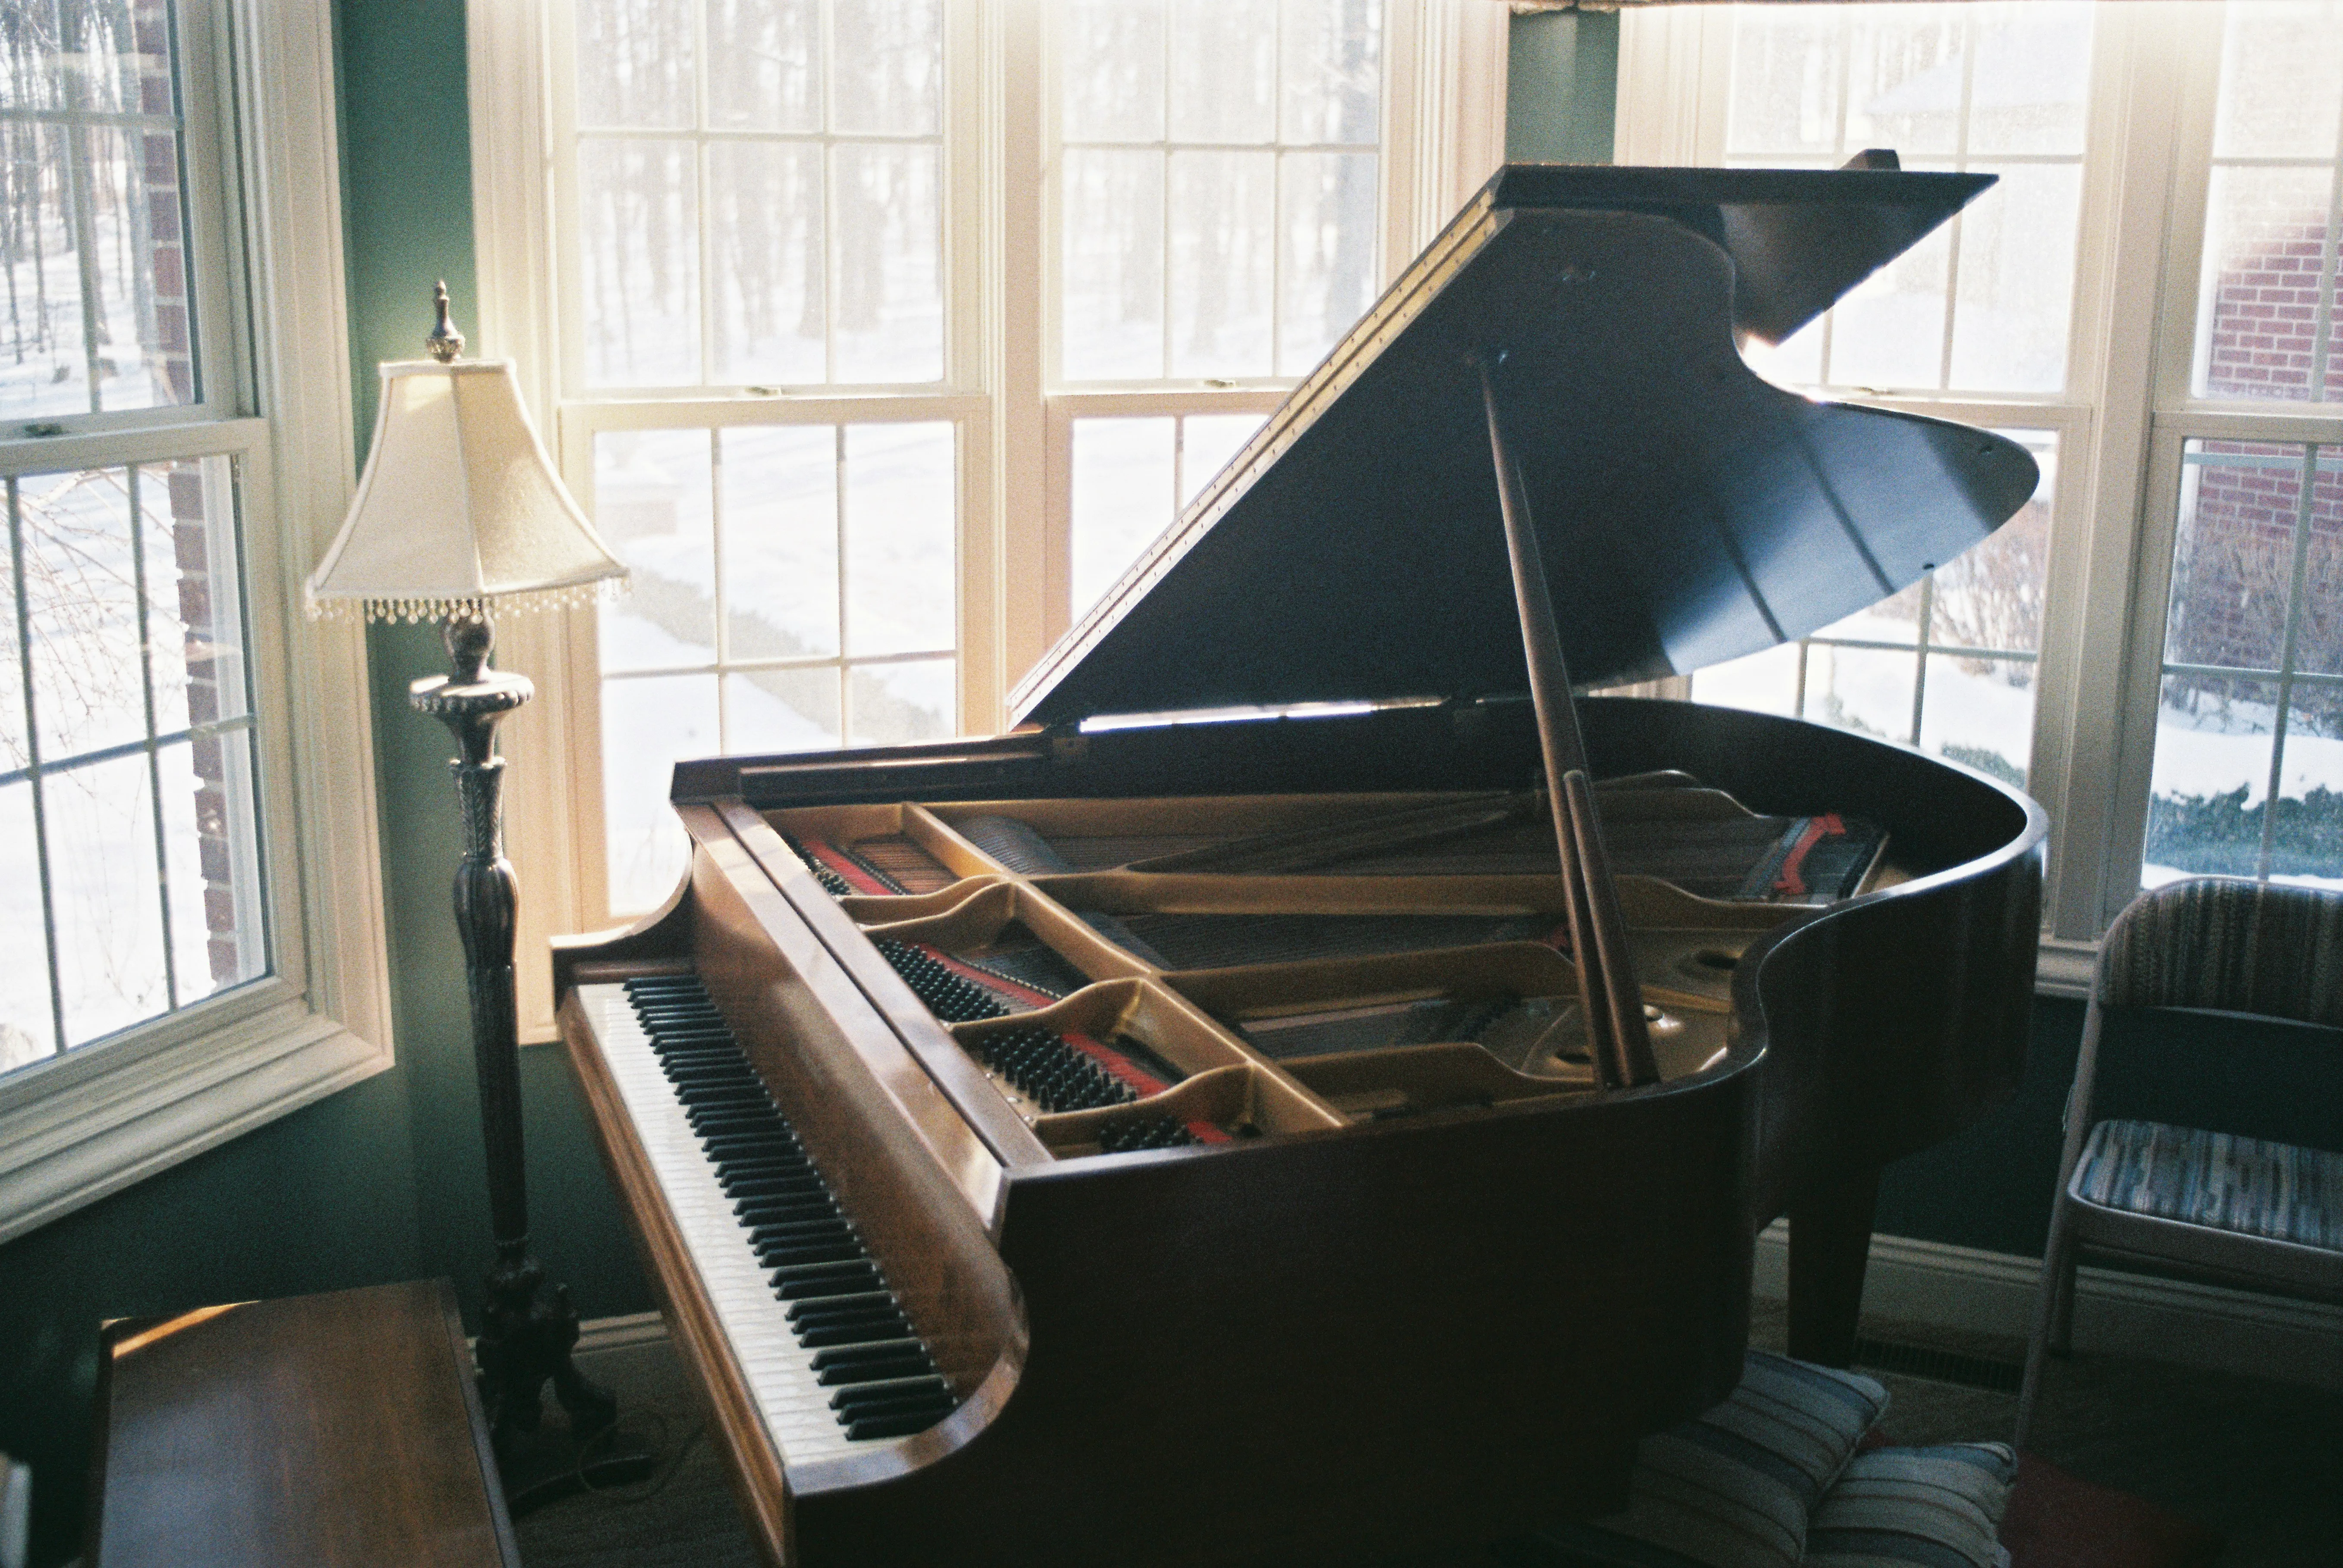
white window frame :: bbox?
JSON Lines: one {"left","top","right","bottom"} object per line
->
{"left": 0, "top": 0, "right": 393, "bottom": 1243}
{"left": 470, "top": 0, "right": 1506, "bottom": 1041}
{"left": 1618, "top": 2, "right": 2299, "bottom": 995}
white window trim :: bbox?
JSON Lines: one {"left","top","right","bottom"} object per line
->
{"left": 0, "top": 0, "right": 393, "bottom": 1244}
{"left": 1618, "top": 3, "right": 2275, "bottom": 999}
{"left": 470, "top": 0, "right": 1506, "bottom": 1041}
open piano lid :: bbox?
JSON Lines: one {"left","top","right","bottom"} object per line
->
{"left": 1011, "top": 165, "right": 2041, "bottom": 730}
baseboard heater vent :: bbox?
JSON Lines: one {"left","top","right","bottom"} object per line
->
{"left": 1851, "top": 1336, "right": 2025, "bottom": 1393}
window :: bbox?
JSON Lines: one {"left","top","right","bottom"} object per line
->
{"left": 477, "top": 0, "right": 1502, "bottom": 944}
{"left": 1620, "top": 0, "right": 2343, "bottom": 981}
{"left": 0, "top": 0, "right": 391, "bottom": 1240}
{"left": 1666, "top": 2, "right": 2092, "bottom": 807}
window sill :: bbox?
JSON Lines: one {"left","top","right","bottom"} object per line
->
{"left": 0, "top": 989, "right": 392, "bottom": 1246}
{"left": 2035, "top": 935, "right": 2099, "bottom": 1000}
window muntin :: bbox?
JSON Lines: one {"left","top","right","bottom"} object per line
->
{"left": 0, "top": 452, "right": 265, "bottom": 1077}
{"left": 1722, "top": 2, "right": 2094, "bottom": 398}
{"left": 0, "top": 0, "right": 201, "bottom": 419}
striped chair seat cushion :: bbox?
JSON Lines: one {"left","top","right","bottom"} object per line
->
{"left": 1524, "top": 1350, "right": 1891, "bottom": 1568}
{"left": 2073, "top": 1119, "right": 2343, "bottom": 1250}
{"left": 1807, "top": 1443, "right": 2017, "bottom": 1568}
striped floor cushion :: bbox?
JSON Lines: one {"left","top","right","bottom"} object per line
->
{"left": 1524, "top": 1351, "right": 1891, "bottom": 1568}
{"left": 1807, "top": 1443, "right": 2017, "bottom": 1568}
{"left": 2073, "top": 1120, "right": 2343, "bottom": 1249}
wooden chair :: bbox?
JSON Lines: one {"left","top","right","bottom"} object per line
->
{"left": 2015, "top": 876, "right": 2343, "bottom": 1448}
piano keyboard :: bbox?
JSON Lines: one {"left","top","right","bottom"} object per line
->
{"left": 580, "top": 976, "right": 960, "bottom": 1460}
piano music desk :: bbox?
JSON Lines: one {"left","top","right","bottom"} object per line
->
{"left": 87, "top": 1280, "right": 520, "bottom": 1568}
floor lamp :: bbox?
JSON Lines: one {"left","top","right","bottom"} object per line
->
{"left": 308, "top": 288, "right": 642, "bottom": 1504}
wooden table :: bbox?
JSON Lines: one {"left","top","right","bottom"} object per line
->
{"left": 88, "top": 1280, "right": 519, "bottom": 1568}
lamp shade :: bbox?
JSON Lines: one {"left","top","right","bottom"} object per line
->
{"left": 308, "top": 359, "right": 626, "bottom": 619}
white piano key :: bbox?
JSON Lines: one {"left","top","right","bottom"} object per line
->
{"left": 576, "top": 983, "right": 952, "bottom": 1465}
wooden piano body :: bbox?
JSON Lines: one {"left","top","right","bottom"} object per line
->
{"left": 554, "top": 166, "right": 2048, "bottom": 1566}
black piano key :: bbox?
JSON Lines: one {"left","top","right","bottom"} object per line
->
{"left": 626, "top": 971, "right": 958, "bottom": 1442}
{"left": 831, "top": 1377, "right": 952, "bottom": 1415}
{"left": 774, "top": 1263, "right": 884, "bottom": 1300}
{"left": 762, "top": 1240, "right": 865, "bottom": 1270}
{"left": 846, "top": 1409, "right": 957, "bottom": 1442}
{"left": 785, "top": 1290, "right": 891, "bottom": 1324}
{"left": 793, "top": 1310, "right": 910, "bottom": 1346}
{"left": 816, "top": 1355, "right": 934, "bottom": 1388}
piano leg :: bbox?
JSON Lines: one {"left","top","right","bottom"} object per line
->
{"left": 1784, "top": 1165, "right": 1881, "bottom": 1368}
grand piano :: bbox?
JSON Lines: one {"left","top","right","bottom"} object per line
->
{"left": 554, "top": 164, "right": 2048, "bottom": 1567}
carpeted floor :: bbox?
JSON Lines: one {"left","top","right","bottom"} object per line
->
{"left": 514, "top": 1298, "right": 2341, "bottom": 1567}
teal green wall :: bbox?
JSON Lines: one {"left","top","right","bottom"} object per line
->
{"left": 0, "top": 6, "right": 644, "bottom": 1563}
{"left": 1507, "top": 9, "right": 1618, "bottom": 166}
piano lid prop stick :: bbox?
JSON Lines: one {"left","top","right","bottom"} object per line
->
{"left": 1565, "top": 767, "right": 1660, "bottom": 1086}
{"left": 1477, "top": 354, "right": 1620, "bottom": 1081}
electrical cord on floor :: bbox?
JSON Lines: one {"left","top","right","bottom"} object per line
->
{"left": 569, "top": 1405, "right": 709, "bottom": 1506}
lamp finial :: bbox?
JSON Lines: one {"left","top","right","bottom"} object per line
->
{"left": 427, "top": 281, "right": 465, "bottom": 363}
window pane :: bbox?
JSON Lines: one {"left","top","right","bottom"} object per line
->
{"left": 2145, "top": 439, "right": 2343, "bottom": 889}
{"left": 706, "top": 0, "right": 820, "bottom": 131}
{"left": 1815, "top": 579, "right": 1923, "bottom": 647}
{"left": 2194, "top": 166, "right": 2331, "bottom": 403}
{"left": 20, "top": 467, "right": 146, "bottom": 759}
{"left": 1168, "top": 150, "right": 1274, "bottom": 379}
{"left": 830, "top": 142, "right": 943, "bottom": 383}
{"left": 1952, "top": 5, "right": 2092, "bottom": 158}
{"left": 1063, "top": 149, "right": 1167, "bottom": 381}
{"left": 574, "top": 0, "right": 696, "bottom": 128}
{"left": 1278, "top": 150, "right": 1378, "bottom": 374}
{"left": 1803, "top": 643, "right": 1918, "bottom": 744}
{"left": 832, "top": 0, "right": 942, "bottom": 138}
{"left": 1280, "top": 0, "right": 1381, "bottom": 144}
{"left": 2167, "top": 441, "right": 2302, "bottom": 673}
{"left": 708, "top": 142, "right": 826, "bottom": 386}
{"left": 1932, "top": 434, "right": 2053, "bottom": 654}
{"left": 849, "top": 657, "right": 954, "bottom": 746}
{"left": 144, "top": 459, "right": 251, "bottom": 737}
{"left": 842, "top": 422, "right": 954, "bottom": 656}
{"left": 1827, "top": 222, "right": 1952, "bottom": 391}
{"left": 1171, "top": 0, "right": 1275, "bottom": 144}
{"left": 1724, "top": 4, "right": 2090, "bottom": 399}
{"left": 596, "top": 429, "right": 716, "bottom": 671}
{"left": 1725, "top": 8, "right": 1846, "bottom": 158}
{"left": 1057, "top": 0, "right": 1385, "bottom": 385}
{"left": 1839, "top": 7, "right": 1964, "bottom": 160}
{"left": 722, "top": 425, "right": 839, "bottom": 660}
{"left": 727, "top": 667, "right": 841, "bottom": 752}
{"left": 1071, "top": 416, "right": 1175, "bottom": 620}
{"left": 1062, "top": 0, "right": 1165, "bottom": 143}
{"left": 2213, "top": 2, "right": 2343, "bottom": 160}
{"left": 2144, "top": 673, "right": 2282, "bottom": 883}
{"left": 1948, "top": 162, "right": 2081, "bottom": 394}
{"left": 48, "top": 752, "right": 166, "bottom": 1046}
{"left": 0, "top": 12, "right": 199, "bottom": 417}
{"left": 1688, "top": 642, "right": 1804, "bottom": 718}
{"left": 577, "top": 140, "right": 701, "bottom": 387}
{"left": 603, "top": 671, "right": 717, "bottom": 912}
{"left": 1920, "top": 654, "right": 2033, "bottom": 789}
{"left": 0, "top": 783, "right": 53, "bottom": 1070}
{"left": 1181, "top": 412, "right": 1267, "bottom": 504}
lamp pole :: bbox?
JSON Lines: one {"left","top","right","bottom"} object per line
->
{"left": 410, "top": 610, "right": 618, "bottom": 1465}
